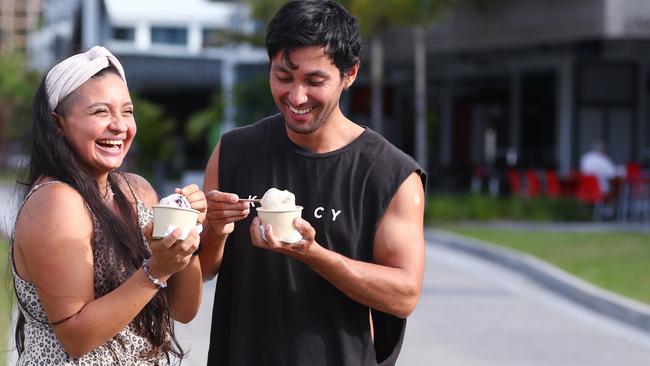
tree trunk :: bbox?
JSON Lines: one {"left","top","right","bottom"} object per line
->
{"left": 370, "top": 34, "right": 383, "bottom": 134}
{"left": 414, "top": 27, "right": 428, "bottom": 170}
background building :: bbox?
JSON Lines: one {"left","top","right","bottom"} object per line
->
{"left": 26, "top": 0, "right": 650, "bottom": 191}
{"left": 28, "top": 0, "right": 267, "bottom": 170}
{"left": 358, "top": 0, "right": 650, "bottom": 191}
{"left": 0, "top": 0, "right": 42, "bottom": 54}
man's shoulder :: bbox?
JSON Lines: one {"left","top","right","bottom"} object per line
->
{"left": 222, "top": 114, "right": 283, "bottom": 142}
{"left": 363, "top": 128, "right": 417, "bottom": 164}
{"left": 358, "top": 127, "right": 427, "bottom": 190}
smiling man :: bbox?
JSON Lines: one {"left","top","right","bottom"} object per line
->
{"left": 199, "top": 1, "right": 427, "bottom": 365}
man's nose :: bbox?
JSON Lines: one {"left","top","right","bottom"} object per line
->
{"left": 288, "top": 83, "right": 308, "bottom": 106}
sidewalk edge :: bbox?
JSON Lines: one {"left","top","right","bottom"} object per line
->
{"left": 426, "top": 228, "right": 650, "bottom": 335}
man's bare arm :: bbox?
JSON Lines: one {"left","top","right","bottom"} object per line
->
{"left": 199, "top": 142, "right": 251, "bottom": 280}
{"left": 252, "top": 172, "right": 425, "bottom": 318}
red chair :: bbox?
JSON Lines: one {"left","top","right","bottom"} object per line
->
{"left": 618, "top": 163, "right": 648, "bottom": 222}
{"left": 561, "top": 170, "right": 581, "bottom": 197}
{"left": 576, "top": 174, "right": 603, "bottom": 204}
{"left": 507, "top": 169, "right": 522, "bottom": 196}
{"left": 576, "top": 174, "right": 605, "bottom": 220}
{"left": 524, "top": 170, "right": 541, "bottom": 197}
{"left": 544, "top": 170, "right": 561, "bottom": 198}
{"left": 626, "top": 162, "right": 642, "bottom": 181}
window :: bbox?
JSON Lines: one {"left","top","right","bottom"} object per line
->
{"left": 151, "top": 27, "right": 187, "bottom": 45}
{"left": 202, "top": 28, "right": 228, "bottom": 48}
{"left": 112, "top": 27, "right": 135, "bottom": 41}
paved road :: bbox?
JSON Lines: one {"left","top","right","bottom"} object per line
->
{"left": 176, "top": 237, "right": 650, "bottom": 366}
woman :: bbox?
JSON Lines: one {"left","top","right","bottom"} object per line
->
{"left": 10, "top": 46, "right": 205, "bottom": 364}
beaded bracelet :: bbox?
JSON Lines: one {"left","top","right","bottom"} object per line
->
{"left": 142, "top": 259, "right": 167, "bottom": 289}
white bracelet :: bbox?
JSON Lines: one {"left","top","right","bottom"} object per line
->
{"left": 142, "top": 259, "right": 167, "bottom": 289}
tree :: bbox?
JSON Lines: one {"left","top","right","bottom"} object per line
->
{"left": 345, "top": 0, "right": 397, "bottom": 135}
{"left": 131, "top": 94, "right": 177, "bottom": 185}
{"left": 246, "top": 0, "right": 287, "bottom": 24}
{"left": 388, "top": 0, "right": 494, "bottom": 170}
{"left": 185, "top": 92, "right": 224, "bottom": 152}
{"left": 0, "top": 52, "right": 39, "bottom": 168}
{"left": 234, "top": 74, "right": 277, "bottom": 127}
{"left": 388, "top": 0, "right": 457, "bottom": 170}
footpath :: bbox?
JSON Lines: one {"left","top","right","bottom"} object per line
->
{"left": 429, "top": 227, "right": 650, "bottom": 336}
{"left": 3, "top": 182, "right": 650, "bottom": 364}
{"left": 175, "top": 227, "right": 650, "bottom": 366}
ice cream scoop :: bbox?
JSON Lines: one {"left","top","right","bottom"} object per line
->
{"left": 260, "top": 188, "right": 296, "bottom": 210}
{"left": 158, "top": 193, "right": 192, "bottom": 209}
{"left": 152, "top": 193, "right": 200, "bottom": 240}
{"left": 257, "top": 188, "right": 302, "bottom": 243}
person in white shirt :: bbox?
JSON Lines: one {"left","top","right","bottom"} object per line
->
{"left": 580, "top": 141, "right": 616, "bottom": 194}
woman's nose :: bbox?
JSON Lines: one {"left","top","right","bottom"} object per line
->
{"left": 109, "top": 115, "right": 128, "bottom": 133}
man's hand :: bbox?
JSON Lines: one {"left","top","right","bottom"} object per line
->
{"left": 205, "top": 190, "right": 251, "bottom": 236}
{"left": 250, "top": 216, "right": 318, "bottom": 258}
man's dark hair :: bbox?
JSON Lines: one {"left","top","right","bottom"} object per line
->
{"left": 265, "top": 0, "right": 361, "bottom": 77}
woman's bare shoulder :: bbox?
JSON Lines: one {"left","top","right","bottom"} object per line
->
{"left": 116, "top": 172, "right": 158, "bottom": 207}
{"left": 14, "top": 181, "right": 93, "bottom": 253}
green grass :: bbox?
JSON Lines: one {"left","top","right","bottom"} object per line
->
{"left": 441, "top": 226, "right": 650, "bottom": 305}
{"left": 1, "top": 238, "right": 10, "bottom": 366}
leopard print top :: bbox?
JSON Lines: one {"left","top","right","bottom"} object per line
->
{"left": 11, "top": 180, "right": 165, "bottom": 366}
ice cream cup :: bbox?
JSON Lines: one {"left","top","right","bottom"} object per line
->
{"left": 256, "top": 206, "right": 303, "bottom": 243}
{"left": 152, "top": 205, "right": 200, "bottom": 240}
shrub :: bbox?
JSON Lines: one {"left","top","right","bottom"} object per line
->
{"left": 425, "top": 194, "right": 592, "bottom": 223}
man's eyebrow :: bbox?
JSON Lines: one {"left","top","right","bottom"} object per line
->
{"left": 272, "top": 64, "right": 330, "bottom": 79}
{"left": 272, "top": 64, "right": 290, "bottom": 72}
{"left": 305, "top": 71, "right": 329, "bottom": 79}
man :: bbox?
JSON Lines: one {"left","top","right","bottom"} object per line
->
{"left": 580, "top": 141, "right": 616, "bottom": 194}
{"left": 198, "top": 1, "right": 426, "bottom": 365}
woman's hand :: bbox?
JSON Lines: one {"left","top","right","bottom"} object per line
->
{"left": 176, "top": 184, "right": 207, "bottom": 224}
{"left": 146, "top": 227, "right": 201, "bottom": 279}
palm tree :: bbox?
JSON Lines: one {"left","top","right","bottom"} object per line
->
{"left": 388, "top": 0, "right": 457, "bottom": 169}
{"left": 389, "top": 0, "right": 494, "bottom": 169}
{"left": 346, "top": 0, "right": 400, "bottom": 135}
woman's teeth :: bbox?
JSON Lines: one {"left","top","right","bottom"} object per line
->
{"left": 97, "top": 140, "right": 123, "bottom": 149}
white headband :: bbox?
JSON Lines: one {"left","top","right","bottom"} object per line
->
{"left": 45, "top": 46, "right": 127, "bottom": 111}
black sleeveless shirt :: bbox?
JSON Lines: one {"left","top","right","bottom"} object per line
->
{"left": 207, "top": 114, "right": 426, "bottom": 366}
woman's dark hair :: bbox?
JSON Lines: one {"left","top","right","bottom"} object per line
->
{"left": 14, "top": 67, "right": 184, "bottom": 362}
{"left": 265, "top": 0, "right": 361, "bottom": 77}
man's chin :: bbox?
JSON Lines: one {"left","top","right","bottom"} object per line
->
{"left": 288, "top": 127, "right": 315, "bottom": 135}
{"left": 284, "top": 118, "right": 316, "bottom": 135}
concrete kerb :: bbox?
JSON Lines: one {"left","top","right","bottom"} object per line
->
{"left": 426, "top": 228, "right": 650, "bottom": 335}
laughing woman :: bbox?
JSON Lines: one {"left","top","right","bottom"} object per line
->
{"left": 10, "top": 46, "right": 206, "bottom": 365}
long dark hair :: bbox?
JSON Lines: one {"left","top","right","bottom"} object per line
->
{"left": 14, "top": 67, "right": 184, "bottom": 362}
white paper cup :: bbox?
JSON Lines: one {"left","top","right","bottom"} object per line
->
{"left": 256, "top": 206, "right": 303, "bottom": 243}
{"left": 152, "top": 205, "right": 200, "bottom": 240}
